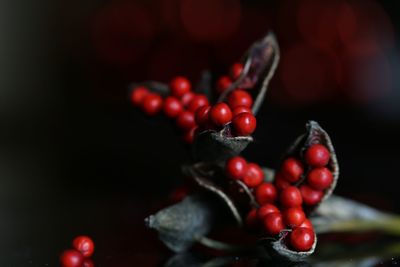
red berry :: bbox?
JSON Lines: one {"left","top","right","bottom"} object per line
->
{"left": 299, "top": 218, "right": 314, "bottom": 230}
{"left": 142, "top": 93, "right": 163, "bottom": 116}
{"left": 307, "top": 167, "right": 333, "bottom": 190}
{"left": 170, "top": 76, "right": 191, "bottom": 97}
{"left": 210, "top": 103, "right": 232, "bottom": 127}
{"left": 195, "top": 105, "right": 211, "bottom": 128}
{"left": 242, "top": 163, "right": 264, "bottom": 188}
{"left": 216, "top": 76, "right": 232, "bottom": 94}
{"left": 257, "top": 203, "right": 279, "bottom": 220}
{"left": 283, "top": 207, "right": 306, "bottom": 228}
{"left": 225, "top": 156, "right": 247, "bottom": 180}
{"left": 274, "top": 172, "right": 291, "bottom": 191}
{"left": 83, "top": 259, "right": 94, "bottom": 267}
{"left": 182, "top": 126, "right": 197, "bottom": 144}
{"left": 280, "top": 186, "right": 303, "bottom": 207}
{"left": 130, "top": 86, "right": 149, "bottom": 106}
{"left": 188, "top": 95, "right": 209, "bottom": 112}
{"left": 281, "top": 157, "right": 304, "bottom": 183}
{"left": 72, "top": 236, "right": 95, "bottom": 258}
{"left": 230, "top": 63, "right": 244, "bottom": 80}
{"left": 232, "top": 113, "right": 257, "bottom": 136}
{"left": 176, "top": 111, "right": 196, "bottom": 130}
{"left": 232, "top": 105, "right": 252, "bottom": 116}
{"left": 246, "top": 208, "right": 259, "bottom": 229}
{"left": 299, "top": 184, "right": 323, "bottom": 206}
{"left": 181, "top": 92, "right": 195, "bottom": 107}
{"left": 304, "top": 144, "right": 330, "bottom": 167}
{"left": 263, "top": 212, "right": 285, "bottom": 236}
{"left": 169, "top": 186, "right": 189, "bottom": 203}
{"left": 163, "top": 96, "right": 183, "bottom": 118}
{"left": 60, "top": 249, "right": 84, "bottom": 267}
{"left": 227, "top": 90, "right": 253, "bottom": 108}
{"left": 289, "top": 227, "right": 315, "bottom": 251}
{"left": 255, "top": 183, "right": 277, "bottom": 205}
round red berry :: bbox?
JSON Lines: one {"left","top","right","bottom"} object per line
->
{"left": 299, "top": 184, "right": 323, "bottom": 206}
{"left": 142, "top": 93, "right": 163, "bottom": 116}
{"left": 170, "top": 76, "right": 191, "bottom": 97}
{"left": 274, "top": 172, "right": 291, "bottom": 191}
{"left": 283, "top": 207, "right": 306, "bottom": 228}
{"left": 83, "top": 259, "right": 94, "bottom": 267}
{"left": 169, "top": 186, "right": 189, "bottom": 203}
{"left": 130, "top": 86, "right": 149, "bottom": 106}
{"left": 280, "top": 186, "right": 303, "bottom": 207}
{"left": 210, "top": 103, "right": 232, "bottom": 126}
{"left": 246, "top": 208, "right": 259, "bottom": 229}
{"left": 263, "top": 212, "right": 285, "bottom": 236}
{"left": 182, "top": 126, "right": 197, "bottom": 144}
{"left": 232, "top": 113, "right": 257, "bottom": 136}
{"left": 60, "top": 249, "right": 84, "bottom": 267}
{"left": 299, "top": 218, "right": 314, "bottom": 230}
{"left": 232, "top": 105, "right": 252, "bottom": 116}
{"left": 163, "top": 96, "right": 183, "bottom": 118}
{"left": 230, "top": 62, "right": 244, "bottom": 80}
{"left": 281, "top": 157, "right": 304, "bottom": 183}
{"left": 216, "top": 76, "right": 232, "bottom": 94}
{"left": 225, "top": 156, "right": 247, "bottom": 180}
{"left": 242, "top": 163, "right": 264, "bottom": 188}
{"left": 257, "top": 203, "right": 279, "bottom": 220}
{"left": 181, "top": 92, "right": 195, "bottom": 107}
{"left": 227, "top": 90, "right": 253, "bottom": 108}
{"left": 307, "top": 167, "right": 333, "bottom": 190}
{"left": 195, "top": 105, "right": 211, "bottom": 128}
{"left": 255, "top": 183, "right": 277, "bottom": 205}
{"left": 188, "top": 95, "right": 209, "bottom": 112}
{"left": 289, "top": 227, "right": 315, "bottom": 251}
{"left": 304, "top": 144, "right": 330, "bottom": 167}
{"left": 72, "top": 235, "right": 95, "bottom": 258}
{"left": 176, "top": 111, "right": 196, "bottom": 130}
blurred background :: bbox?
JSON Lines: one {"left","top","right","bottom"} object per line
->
{"left": 0, "top": 0, "right": 399, "bottom": 265}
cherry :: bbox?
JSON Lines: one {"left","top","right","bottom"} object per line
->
{"left": 255, "top": 183, "right": 277, "bottom": 205}
{"left": 299, "top": 218, "right": 314, "bottom": 230}
{"left": 289, "top": 227, "right": 315, "bottom": 251}
{"left": 142, "top": 93, "right": 163, "bottom": 116}
{"left": 280, "top": 186, "right": 303, "bottom": 207}
{"left": 242, "top": 163, "right": 264, "bottom": 188}
{"left": 299, "top": 184, "right": 323, "bottom": 206}
{"left": 181, "top": 92, "right": 195, "bottom": 107}
{"left": 182, "top": 126, "right": 197, "bottom": 144}
{"left": 188, "top": 94, "right": 209, "bottom": 112}
{"left": 227, "top": 90, "right": 253, "bottom": 108}
{"left": 304, "top": 144, "right": 330, "bottom": 167}
{"left": 232, "top": 105, "right": 252, "bottom": 116}
{"left": 216, "top": 76, "right": 232, "bottom": 94}
{"left": 257, "top": 203, "right": 279, "bottom": 220}
{"left": 232, "top": 113, "right": 257, "bottom": 136}
{"left": 263, "top": 212, "right": 285, "bottom": 236}
{"left": 283, "top": 207, "right": 306, "bottom": 228}
{"left": 72, "top": 235, "right": 95, "bottom": 258}
{"left": 130, "top": 86, "right": 149, "bottom": 106}
{"left": 210, "top": 103, "right": 232, "bottom": 127}
{"left": 163, "top": 96, "right": 183, "bottom": 118}
{"left": 83, "top": 259, "right": 95, "bottom": 267}
{"left": 246, "top": 208, "right": 259, "bottom": 229}
{"left": 307, "top": 167, "right": 333, "bottom": 190}
{"left": 230, "top": 63, "right": 244, "bottom": 80}
{"left": 170, "top": 76, "right": 191, "bottom": 97}
{"left": 225, "top": 156, "right": 247, "bottom": 180}
{"left": 195, "top": 105, "right": 211, "bottom": 128}
{"left": 176, "top": 111, "right": 196, "bottom": 131}
{"left": 274, "top": 172, "right": 291, "bottom": 191}
{"left": 60, "top": 249, "right": 84, "bottom": 267}
{"left": 281, "top": 157, "right": 304, "bottom": 183}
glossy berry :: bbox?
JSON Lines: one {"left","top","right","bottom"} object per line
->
{"left": 257, "top": 203, "right": 279, "bottom": 220}
{"left": 72, "top": 235, "right": 95, "bottom": 258}
{"left": 195, "top": 105, "right": 211, "bottom": 128}
{"left": 281, "top": 157, "right": 304, "bottom": 183}
{"left": 163, "top": 96, "right": 183, "bottom": 118}
{"left": 263, "top": 212, "right": 285, "bottom": 236}
{"left": 227, "top": 90, "right": 253, "bottom": 108}
{"left": 181, "top": 92, "right": 195, "bottom": 107}
{"left": 188, "top": 95, "right": 209, "bottom": 112}
{"left": 225, "top": 156, "right": 247, "bottom": 180}
{"left": 255, "top": 183, "right": 277, "bottom": 205}
{"left": 230, "top": 63, "right": 244, "bottom": 80}
{"left": 299, "top": 185, "right": 323, "bottom": 206}
{"left": 176, "top": 111, "right": 196, "bottom": 130}
{"left": 142, "top": 93, "right": 163, "bottom": 116}
{"left": 274, "top": 172, "right": 291, "bottom": 191}
{"left": 232, "top": 105, "right": 252, "bottom": 116}
{"left": 289, "top": 227, "right": 315, "bottom": 251}
{"left": 304, "top": 144, "right": 330, "bottom": 167}
{"left": 283, "top": 207, "right": 306, "bottom": 228}
{"left": 299, "top": 218, "right": 314, "bottom": 230}
{"left": 182, "top": 126, "right": 197, "bottom": 144}
{"left": 210, "top": 103, "right": 233, "bottom": 126}
{"left": 170, "top": 76, "right": 191, "bottom": 97}
{"left": 307, "top": 167, "right": 333, "bottom": 190}
{"left": 232, "top": 113, "right": 257, "bottom": 136}
{"left": 242, "top": 163, "right": 264, "bottom": 188}
{"left": 216, "top": 75, "right": 232, "bottom": 94}
{"left": 280, "top": 186, "right": 303, "bottom": 207}
{"left": 60, "top": 249, "right": 84, "bottom": 267}
{"left": 83, "top": 259, "right": 94, "bottom": 267}
{"left": 130, "top": 86, "right": 149, "bottom": 106}
{"left": 246, "top": 208, "right": 259, "bottom": 229}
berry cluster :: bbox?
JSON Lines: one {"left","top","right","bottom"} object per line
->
{"left": 60, "top": 236, "right": 95, "bottom": 267}
{"left": 215, "top": 62, "right": 243, "bottom": 94}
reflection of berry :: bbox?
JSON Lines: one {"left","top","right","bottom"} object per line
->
{"left": 280, "top": 186, "right": 303, "bottom": 207}
{"left": 263, "top": 212, "right": 284, "bottom": 236}
{"left": 281, "top": 157, "right": 304, "bottom": 183}
{"left": 225, "top": 156, "right": 247, "bottom": 180}
{"left": 60, "top": 249, "right": 84, "bottom": 267}
{"left": 307, "top": 167, "right": 333, "bottom": 190}
{"left": 170, "top": 76, "right": 191, "bottom": 97}
{"left": 243, "top": 163, "right": 264, "bottom": 188}
{"left": 227, "top": 90, "right": 253, "bottom": 108}
{"left": 142, "top": 93, "right": 163, "bottom": 116}
{"left": 230, "top": 63, "right": 244, "bottom": 80}
{"left": 304, "top": 144, "right": 330, "bottom": 167}
{"left": 299, "top": 185, "right": 323, "bottom": 206}
{"left": 289, "top": 227, "right": 315, "bottom": 251}
{"left": 130, "top": 86, "right": 149, "bottom": 106}
{"left": 232, "top": 113, "right": 256, "bottom": 136}
{"left": 257, "top": 203, "right": 279, "bottom": 220}
{"left": 210, "top": 103, "right": 232, "bottom": 126}
{"left": 163, "top": 96, "right": 183, "bottom": 118}
{"left": 72, "top": 236, "right": 95, "bottom": 258}
{"left": 283, "top": 207, "right": 305, "bottom": 228}
{"left": 255, "top": 183, "right": 277, "bottom": 205}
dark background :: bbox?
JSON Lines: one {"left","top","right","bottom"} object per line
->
{"left": 0, "top": 0, "right": 399, "bottom": 265}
